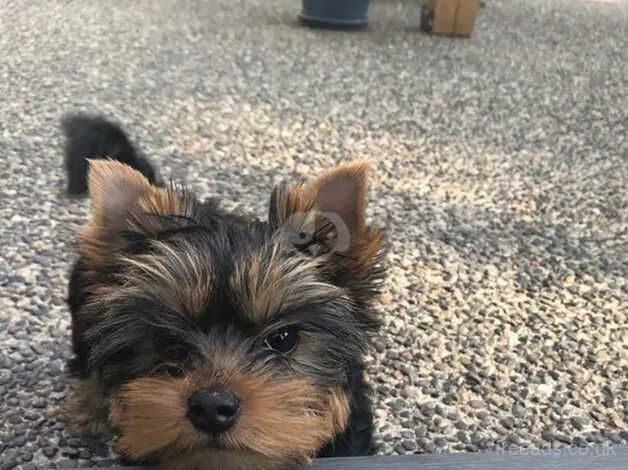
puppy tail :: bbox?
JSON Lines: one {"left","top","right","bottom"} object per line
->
{"left": 61, "top": 114, "right": 159, "bottom": 195}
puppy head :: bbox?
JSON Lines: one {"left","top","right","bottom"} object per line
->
{"left": 73, "top": 160, "right": 385, "bottom": 469}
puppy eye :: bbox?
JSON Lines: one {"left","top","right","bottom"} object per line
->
{"left": 264, "top": 326, "right": 299, "bottom": 354}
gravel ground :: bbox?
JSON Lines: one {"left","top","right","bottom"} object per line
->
{"left": 1, "top": 0, "right": 627, "bottom": 468}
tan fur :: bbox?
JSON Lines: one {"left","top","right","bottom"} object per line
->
{"left": 348, "top": 227, "right": 384, "bottom": 273}
{"left": 65, "top": 374, "right": 110, "bottom": 437}
{"left": 109, "top": 354, "right": 349, "bottom": 467}
{"left": 88, "top": 160, "right": 153, "bottom": 224}
{"left": 80, "top": 160, "right": 192, "bottom": 267}
{"left": 153, "top": 389, "right": 347, "bottom": 470}
{"left": 80, "top": 160, "right": 150, "bottom": 266}
{"left": 304, "top": 160, "right": 370, "bottom": 234}
{"left": 326, "top": 387, "right": 350, "bottom": 435}
{"left": 230, "top": 244, "right": 347, "bottom": 322}
{"left": 118, "top": 240, "right": 213, "bottom": 317}
{"left": 156, "top": 448, "right": 295, "bottom": 470}
{"left": 271, "top": 184, "right": 313, "bottom": 227}
{"left": 138, "top": 184, "right": 192, "bottom": 219}
{"left": 109, "top": 377, "right": 204, "bottom": 457}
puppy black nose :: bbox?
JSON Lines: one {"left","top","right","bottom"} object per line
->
{"left": 187, "top": 390, "right": 240, "bottom": 434}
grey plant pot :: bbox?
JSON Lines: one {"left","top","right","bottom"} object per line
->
{"left": 299, "top": 0, "right": 372, "bottom": 29}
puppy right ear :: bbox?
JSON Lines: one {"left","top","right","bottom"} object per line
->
{"left": 80, "top": 160, "right": 192, "bottom": 266}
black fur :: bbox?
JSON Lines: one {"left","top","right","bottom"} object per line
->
{"left": 317, "top": 364, "right": 374, "bottom": 457}
{"left": 62, "top": 114, "right": 159, "bottom": 195}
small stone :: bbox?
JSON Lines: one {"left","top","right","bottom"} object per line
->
{"left": 542, "top": 430, "right": 555, "bottom": 442}
{"left": 607, "top": 433, "right": 622, "bottom": 444}
{"left": 465, "top": 373, "right": 482, "bottom": 386}
{"left": 468, "top": 399, "right": 484, "bottom": 409}
{"left": 434, "top": 437, "right": 448, "bottom": 447}
{"left": 402, "top": 440, "right": 417, "bottom": 451}
{"left": 373, "top": 340, "right": 386, "bottom": 353}
{"left": 58, "top": 460, "right": 78, "bottom": 468}
{"left": 388, "top": 398, "right": 406, "bottom": 412}
{"left": 417, "top": 438, "right": 436, "bottom": 453}
{"left": 42, "top": 447, "right": 58, "bottom": 458}
{"left": 31, "top": 399, "right": 46, "bottom": 409}
{"left": 0, "top": 460, "right": 18, "bottom": 470}
{"left": 421, "top": 404, "right": 436, "bottom": 417}
{"left": 586, "top": 432, "right": 604, "bottom": 443}
{"left": 554, "top": 433, "right": 571, "bottom": 444}
{"left": 446, "top": 411, "right": 460, "bottom": 421}
{"left": 455, "top": 420, "right": 468, "bottom": 430}
{"left": 570, "top": 416, "right": 587, "bottom": 430}
{"left": 442, "top": 393, "right": 457, "bottom": 405}
{"left": 512, "top": 404, "right": 526, "bottom": 418}
{"left": 23, "top": 410, "right": 39, "bottom": 421}
{"left": 476, "top": 437, "right": 493, "bottom": 450}
{"left": 493, "top": 424, "right": 508, "bottom": 435}
{"left": 62, "top": 448, "right": 79, "bottom": 458}
{"left": 401, "top": 430, "right": 415, "bottom": 439}
{"left": 393, "top": 443, "right": 406, "bottom": 454}
{"left": 501, "top": 417, "right": 516, "bottom": 430}
{"left": 415, "top": 426, "right": 427, "bottom": 438}
{"left": 67, "top": 438, "right": 82, "bottom": 448}
{"left": 505, "top": 433, "right": 522, "bottom": 446}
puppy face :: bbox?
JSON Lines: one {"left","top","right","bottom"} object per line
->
{"left": 69, "top": 161, "right": 385, "bottom": 469}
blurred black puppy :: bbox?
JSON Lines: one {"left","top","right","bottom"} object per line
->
{"left": 62, "top": 114, "right": 159, "bottom": 195}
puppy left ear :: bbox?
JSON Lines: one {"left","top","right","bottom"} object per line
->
{"left": 269, "top": 160, "right": 370, "bottom": 236}
{"left": 269, "top": 161, "right": 386, "bottom": 313}
{"left": 304, "top": 160, "right": 369, "bottom": 235}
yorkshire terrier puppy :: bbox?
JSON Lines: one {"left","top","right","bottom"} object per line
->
{"left": 64, "top": 119, "right": 386, "bottom": 470}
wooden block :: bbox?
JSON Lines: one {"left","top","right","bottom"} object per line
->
{"left": 421, "top": 0, "right": 480, "bottom": 37}
{"left": 433, "top": 0, "right": 458, "bottom": 34}
{"left": 454, "top": 0, "right": 480, "bottom": 36}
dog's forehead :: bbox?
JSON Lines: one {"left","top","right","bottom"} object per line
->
{"left": 129, "top": 221, "right": 342, "bottom": 326}
{"left": 226, "top": 243, "right": 341, "bottom": 324}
